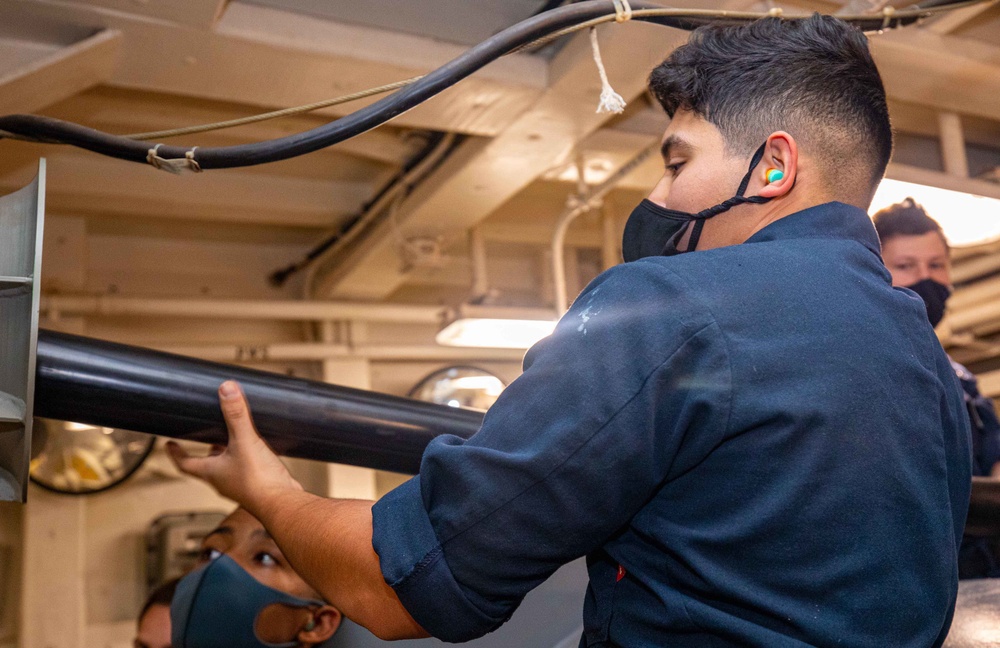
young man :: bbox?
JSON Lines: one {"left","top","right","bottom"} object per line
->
{"left": 168, "top": 15, "right": 971, "bottom": 647}
{"left": 170, "top": 507, "right": 343, "bottom": 648}
{"left": 874, "top": 198, "right": 1000, "bottom": 578}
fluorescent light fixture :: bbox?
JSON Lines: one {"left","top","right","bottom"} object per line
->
{"left": 450, "top": 375, "right": 506, "bottom": 396}
{"left": 870, "top": 177, "right": 1000, "bottom": 247}
{"left": 436, "top": 306, "right": 558, "bottom": 349}
{"left": 437, "top": 318, "right": 558, "bottom": 349}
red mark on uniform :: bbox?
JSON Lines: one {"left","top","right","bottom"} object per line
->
{"left": 616, "top": 564, "right": 626, "bottom": 582}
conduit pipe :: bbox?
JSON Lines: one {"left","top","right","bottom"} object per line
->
{"left": 40, "top": 295, "right": 446, "bottom": 324}
{"left": 153, "top": 342, "right": 527, "bottom": 363}
{"left": 552, "top": 142, "right": 658, "bottom": 313}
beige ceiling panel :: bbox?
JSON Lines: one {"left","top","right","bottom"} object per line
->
{"left": 0, "top": 29, "right": 121, "bottom": 115}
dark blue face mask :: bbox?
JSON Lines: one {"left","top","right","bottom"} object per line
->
{"left": 622, "top": 141, "right": 774, "bottom": 262}
{"left": 171, "top": 554, "right": 329, "bottom": 648}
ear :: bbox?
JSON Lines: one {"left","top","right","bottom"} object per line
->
{"left": 298, "top": 606, "right": 342, "bottom": 646}
{"left": 756, "top": 131, "right": 798, "bottom": 199}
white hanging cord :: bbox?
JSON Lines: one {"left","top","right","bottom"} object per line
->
{"left": 146, "top": 144, "right": 203, "bottom": 174}
{"left": 590, "top": 28, "right": 627, "bottom": 114}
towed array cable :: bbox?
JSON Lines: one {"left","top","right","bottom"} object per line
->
{"left": 0, "top": 0, "right": 986, "bottom": 171}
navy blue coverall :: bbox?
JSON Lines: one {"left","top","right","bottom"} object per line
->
{"left": 373, "top": 202, "right": 972, "bottom": 647}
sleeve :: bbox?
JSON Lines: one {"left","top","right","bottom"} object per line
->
{"left": 963, "top": 370, "right": 1000, "bottom": 476}
{"left": 371, "top": 261, "right": 733, "bottom": 642}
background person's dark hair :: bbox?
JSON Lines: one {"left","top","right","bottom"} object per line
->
{"left": 648, "top": 14, "right": 892, "bottom": 205}
{"left": 872, "top": 197, "right": 949, "bottom": 250}
{"left": 139, "top": 577, "right": 180, "bottom": 621}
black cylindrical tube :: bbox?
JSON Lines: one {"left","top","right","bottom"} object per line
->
{"left": 33, "top": 330, "right": 485, "bottom": 474}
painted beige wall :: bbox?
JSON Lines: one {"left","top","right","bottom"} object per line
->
{"left": 0, "top": 501, "right": 22, "bottom": 648}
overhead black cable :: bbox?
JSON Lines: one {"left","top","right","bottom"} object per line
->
{"left": 0, "top": 0, "right": 980, "bottom": 170}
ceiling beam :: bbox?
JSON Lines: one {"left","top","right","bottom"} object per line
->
{"left": 8, "top": 1, "right": 547, "bottom": 137}
{"left": 0, "top": 152, "right": 373, "bottom": 228}
{"left": 307, "top": 18, "right": 696, "bottom": 300}
{"left": 886, "top": 162, "right": 1000, "bottom": 201}
{"left": 41, "top": 88, "right": 420, "bottom": 166}
{"left": 48, "top": 0, "right": 231, "bottom": 29}
{"left": 870, "top": 29, "right": 1000, "bottom": 123}
{"left": 0, "top": 29, "right": 121, "bottom": 114}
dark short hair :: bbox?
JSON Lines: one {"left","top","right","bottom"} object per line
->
{"left": 872, "top": 197, "right": 948, "bottom": 249}
{"left": 648, "top": 14, "right": 893, "bottom": 201}
{"left": 139, "top": 577, "right": 180, "bottom": 621}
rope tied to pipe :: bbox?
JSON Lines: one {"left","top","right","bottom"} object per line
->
{"left": 881, "top": 6, "right": 897, "bottom": 30}
{"left": 612, "top": 0, "right": 633, "bottom": 22}
{"left": 146, "top": 145, "right": 203, "bottom": 174}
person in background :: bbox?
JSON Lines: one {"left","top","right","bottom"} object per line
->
{"left": 170, "top": 507, "right": 343, "bottom": 648}
{"left": 135, "top": 578, "right": 179, "bottom": 648}
{"left": 874, "top": 197, "right": 1000, "bottom": 578}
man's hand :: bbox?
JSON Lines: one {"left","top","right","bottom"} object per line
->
{"left": 166, "top": 380, "right": 303, "bottom": 512}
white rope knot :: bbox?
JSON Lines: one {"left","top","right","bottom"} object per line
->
{"left": 146, "top": 144, "right": 203, "bottom": 174}
{"left": 590, "top": 28, "right": 627, "bottom": 115}
{"left": 612, "top": 0, "right": 633, "bottom": 23}
{"left": 767, "top": 6, "right": 784, "bottom": 17}
{"left": 881, "top": 6, "right": 896, "bottom": 30}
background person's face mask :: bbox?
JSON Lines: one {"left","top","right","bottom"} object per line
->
{"left": 622, "top": 141, "right": 774, "bottom": 262}
{"left": 905, "top": 278, "right": 952, "bottom": 328}
{"left": 171, "top": 554, "right": 325, "bottom": 648}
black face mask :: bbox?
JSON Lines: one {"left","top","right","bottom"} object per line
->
{"left": 622, "top": 142, "right": 774, "bottom": 262}
{"left": 905, "top": 278, "right": 951, "bottom": 328}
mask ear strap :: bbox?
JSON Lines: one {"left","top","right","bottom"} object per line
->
{"left": 687, "top": 142, "right": 772, "bottom": 222}
{"left": 684, "top": 142, "right": 771, "bottom": 251}
{"left": 686, "top": 219, "right": 706, "bottom": 252}
{"left": 736, "top": 142, "right": 768, "bottom": 198}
